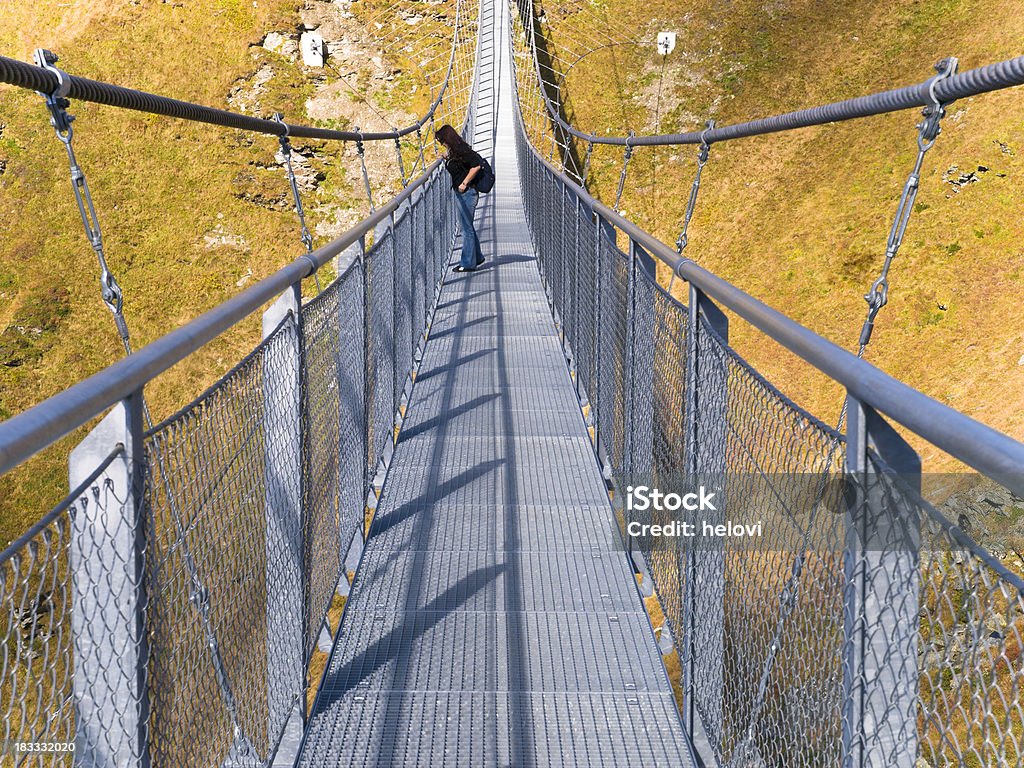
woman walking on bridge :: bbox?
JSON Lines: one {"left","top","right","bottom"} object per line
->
{"left": 436, "top": 124, "right": 485, "bottom": 272}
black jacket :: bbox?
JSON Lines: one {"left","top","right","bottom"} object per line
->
{"left": 444, "top": 148, "right": 484, "bottom": 190}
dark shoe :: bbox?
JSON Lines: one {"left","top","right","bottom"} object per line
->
{"left": 475, "top": 257, "right": 485, "bottom": 267}
{"left": 452, "top": 265, "right": 474, "bottom": 273}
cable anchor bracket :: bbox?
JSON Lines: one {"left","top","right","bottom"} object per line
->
{"left": 675, "top": 119, "right": 715, "bottom": 254}
{"left": 614, "top": 131, "right": 636, "bottom": 211}
{"left": 858, "top": 57, "right": 958, "bottom": 350}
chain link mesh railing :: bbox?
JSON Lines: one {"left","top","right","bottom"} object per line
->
{"left": 0, "top": 158, "right": 455, "bottom": 767}
{"left": 512, "top": 33, "right": 1024, "bottom": 764}
{"left": 301, "top": 275, "right": 346, "bottom": 665}
{"left": 0, "top": 0, "right": 467, "bottom": 757}
{"left": 145, "top": 317, "right": 300, "bottom": 766}
{"left": 367, "top": 228, "right": 398, "bottom": 482}
{"left": 694, "top": 315, "right": 847, "bottom": 767}
{"left": 1, "top": 447, "right": 125, "bottom": 767}
{"left": 844, "top": 457, "right": 1024, "bottom": 768}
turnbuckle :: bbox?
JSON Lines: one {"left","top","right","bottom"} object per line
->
{"left": 35, "top": 48, "right": 127, "bottom": 329}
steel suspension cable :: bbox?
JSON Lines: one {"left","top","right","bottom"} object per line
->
{"left": 0, "top": 0, "right": 469, "bottom": 147}
{"left": 516, "top": 8, "right": 1024, "bottom": 148}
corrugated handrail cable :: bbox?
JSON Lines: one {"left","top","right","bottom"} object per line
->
{"left": 0, "top": 0, "right": 467, "bottom": 143}
{"left": 519, "top": 0, "right": 1024, "bottom": 147}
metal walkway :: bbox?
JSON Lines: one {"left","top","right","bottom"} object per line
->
{"left": 295, "top": 1, "right": 692, "bottom": 764}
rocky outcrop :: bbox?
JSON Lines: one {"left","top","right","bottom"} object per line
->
{"left": 938, "top": 479, "right": 1024, "bottom": 558}
{"left": 228, "top": 0, "right": 425, "bottom": 239}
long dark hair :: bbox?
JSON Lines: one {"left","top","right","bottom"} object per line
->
{"left": 435, "top": 124, "right": 474, "bottom": 162}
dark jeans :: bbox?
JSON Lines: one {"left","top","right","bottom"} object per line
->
{"left": 454, "top": 188, "right": 483, "bottom": 269}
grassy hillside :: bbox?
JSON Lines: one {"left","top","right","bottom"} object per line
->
{"left": 532, "top": 0, "right": 1024, "bottom": 472}
{"left": 0, "top": 0, "right": 463, "bottom": 547}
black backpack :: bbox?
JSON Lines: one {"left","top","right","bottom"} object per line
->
{"left": 474, "top": 158, "right": 495, "bottom": 193}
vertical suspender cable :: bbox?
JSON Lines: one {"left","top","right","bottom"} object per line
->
{"left": 34, "top": 49, "right": 132, "bottom": 358}
{"left": 581, "top": 140, "right": 594, "bottom": 190}
{"left": 395, "top": 136, "right": 409, "bottom": 187}
{"left": 613, "top": 131, "right": 635, "bottom": 212}
{"left": 355, "top": 129, "right": 376, "bottom": 213}
{"left": 668, "top": 120, "right": 714, "bottom": 295}
{"left": 274, "top": 113, "right": 321, "bottom": 293}
{"left": 415, "top": 127, "right": 427, "bottom": 178}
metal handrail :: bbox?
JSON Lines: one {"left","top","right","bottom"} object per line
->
{"left": 525, "top": 138, "right": 1024, "bottom": 496}
{"left": 0, "top": 160, "right": 443, "bottom": 476}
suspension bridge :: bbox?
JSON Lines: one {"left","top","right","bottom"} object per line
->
{"left": 1, "top": 0, "right": 1024, "bottom": 766}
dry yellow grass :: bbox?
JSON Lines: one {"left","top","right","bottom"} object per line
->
{"left": 640, "top": 577, "right": 684, "bottom": 709}
{"left": 306, "top": 591, "right": 348, "bottom": 713}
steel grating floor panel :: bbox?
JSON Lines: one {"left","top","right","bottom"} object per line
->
{"left": 296, "top": 0, "right": 692, "bottom": 762}
{"left": 367, "top": 504, "right": 620, "bottom": 552}
{"left": 301, "top": 692, "right": 690, "bottom": 768}
{"left": 399, "top": 404, "right": 587, "bottom": 438}
{"left": 319, "top": 610, "right": 668, "bottom": 693}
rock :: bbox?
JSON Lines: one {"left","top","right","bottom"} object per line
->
{"left": 942, "top": 164, "right": 988, "bottom": 193}
{"left": 203, "top": 224, "right": 247, "bottom": 249}
{"left": 985, "top": 614, "right": 1007, "bottom": 639}
{"left": 263, "top": 31, "right": 298, "bottom": 60}
{"left": 227, "top": 63, "right": 275, "bottom": 112}
{"left": 995, "top": 139, "right": 1015, "bottom": 156}
{"left": 1018, "top": 354, "right": 1024, "bottom": 366}
{"left": 301, "top": 30, "right": 326, "bottom": 67}
{"left": 274, "top": 147, "right": 325, "bottom": 192}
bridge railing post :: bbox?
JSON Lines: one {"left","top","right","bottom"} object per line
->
{"left": 623, "top": 240, "right": 638, "bottom": 476}
{"left": 842, "top": 397, "right": 921, "bottom": 768}
{"left": 569, "top": 188, "right": 581, "bottom": 380}
{"left": 680, "top": 284, "right": 728, "bottom": 751}
{"left": 391, "top": 207, "right": 405, "bottom": 432}
{"left": 336, "top": 240, "right": 366, "bottom": 577}
{"left": 625, "top": 240, "right": 657, "bottom": 599}
{"left": 69, "top": 394, "right": 150, "bottom": 768}
{"left": 592, "top": 213, "right": 615, "bottom": 477}
{"left": 359, "top": 234, "right": 375, "bottom": 528}
{"left": 261, "top": 283, "right": 305, "bottom": 724}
